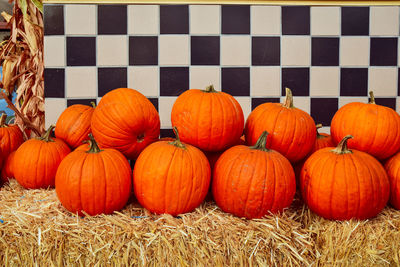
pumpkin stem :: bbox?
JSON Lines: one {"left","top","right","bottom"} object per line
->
{"left": 283, "top": 87, "right": 294, "bottom": 108}
{"left": 250, "top": 131, "right": 271, "bottom": 152}
{"left": 203, "top": 85, "right": 217, "bottom": 93}
{"left": 331, "top": 135, "right": 353, "bottom": 154}
{"left": 368, "top": 91, "right": 375, "bottom": 104}
{"left": 0, "top": 113, "right": 7, "bottom": 127}
{"left": 39, "top": 125, "right": 55, "bottom": 142}
{"left": 316, "top": 124, "right": 323, "bottom": 138}
{"left": 86, "top": 133, "right": 102, "bottom": 153}
{"left": 90, "top": 101, "right": 96, "bottom": 108}
{"left": 169, "top": 126, "right": 186, "bottom": 149}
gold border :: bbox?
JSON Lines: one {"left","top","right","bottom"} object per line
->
{"left": 42, "top": 0, "right": 400, "bottom": 5}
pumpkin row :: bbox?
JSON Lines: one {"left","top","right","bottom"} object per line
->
{"left": 1, "top": 86, "right": 399, "bottom": 221}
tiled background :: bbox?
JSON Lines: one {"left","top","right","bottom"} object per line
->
{"left": 44, "top": 4, "right": 400, "bottom": 137}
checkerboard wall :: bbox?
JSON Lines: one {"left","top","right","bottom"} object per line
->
{"left": 43, "top": 4, "right": 400, "bottom": 137}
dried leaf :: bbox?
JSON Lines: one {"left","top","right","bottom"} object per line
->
{"left": 31, "top": 0, "right": 42, "bottom": 14}
{"left": 18, "top": 0, "right": 27, "bottom": 18}
{"left": 1, "top": 11, "right": 12, "bottom": 23}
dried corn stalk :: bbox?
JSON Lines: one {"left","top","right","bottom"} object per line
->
{"left": 0, "top": 0, "right": 44, "bottom": 137}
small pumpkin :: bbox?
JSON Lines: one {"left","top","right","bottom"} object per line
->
{"left": 133, "top": 127, "right": 211, "bottom": 216}
{"left": 244, "top": 88, "right": 316, "bottom": 163}
{"left": 331, "top": 91, "right": 400, "bottom": 160}
{"left": 91, "top": 88, "right": 160, "bottom": 159}
{"left": 55, "top": 102, "right": 95, "bottom": 148}
{"left": 56, "top": 134, "right": 132, "bottom": 216}
{"left": 384, "top": 152, "right": 400, "bottom": 210}
{"left": 300, "top": 135, "right": 390, "bottom": 220}
{"left": 14, "top": 126, "right": 71, "bottom": 189}
{"left": 0, "top": 113, "right": 24, "bottom": 158}
{"left": 212, "top": 132, "right": 296, "bottom": 219}
{"left": 171, "top": 85, "right": 244, "bottom": 152}
{"left": 1, "top": 151, "right": 16, "bottom": 184}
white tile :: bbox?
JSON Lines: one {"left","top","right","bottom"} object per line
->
{"left": 234, "top": 97, "right": 251, "bottom": 121}
{"left": 339, "top": 97, "right": 368, "bottom": 108}
{"left": 190, "top": 66, "right": 220, "bottom": 90}
{"left": 221, "top": 36, "right": 251, "bottom": 66}
{"left": 65, "top": 5, "right": 96, "bottom": 35}
{"left": 97, "top": 36, "right": 128, "bottom": 66}
{"left": 159, "top": 97, "right": 177, "bottom": 128}
{"left": 397, "top": 97, "right": 400, "bottom": 113}
{"left": 66, "top": 67, "right": 97, "bottom": 98}
{"left": 128, "top": 5, "right": 159, "bottom": 35}
{"left": 251, "top": 67, "right": 280, "bottom": 96}
{"left": 340, "top": 37, "right": 369, "bottom": 66}
{"left": 311, "top": 7, "right": 340, "bottom": 36}
{"left": 281, "top": 36, "right": 311, "bottom": 66}
{"left": 159, "top": 35, "right": 189, "bottom": 66}
{"left": 370, "top": 7, "right": 399, "bottom": 36}
{"left": 292, "top": 97, "right": 310, "bottom": 114}
{"left": 369, "top": 67, "right": 397, "bottom": 97}
{"left": 45, "top": 98, "right": 66, "bottom": 128}
{"left": 310, "top": 67, "right": 340, "bottom": 96}
{"left": 190, "top": 5, "right": 220, "bottom": 34}
{"left": 251, "top": 6, "right": 280, "bottom": 35}
{"left": 44, "top": 36, "right": 65, "bottom": 67}
{"left": 128, "top": 67, "right": 159, "bottom": 97}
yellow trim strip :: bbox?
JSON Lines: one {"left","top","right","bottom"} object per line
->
{"left": 43, "top": 0, "right": 400, "bottom": 5}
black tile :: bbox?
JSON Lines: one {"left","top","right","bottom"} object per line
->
{"left": 98, "top": 68, "right": 128, "bottom": 97}
{"left": 221, "top": 5, "right": 250, "bottom": 34}
{"left": 311, "top": 98, "right": 338, "bottom": 126}
{"left": 98, "top": 5, "right": 127, "bottom": 34}
{"left": 398, "top": 68, "right": 400, "bottom": 96}
{"left": 129, "top": 37, "right": 158, "bottom": 66}
{"left": 312, "top": 37, "right": 339, "bottom": 66}
{"left": 252, "top": 37, "right": 280, "bottom": 66}
{"left": 160, "top": 67, "right": 189, "bottom": 96}
{"left": 282, "top": 6, "right": 310, "bottom": 35}
{"left": 66, "top": 37, "right": 96, "bottom": 66}
{"left": 67, "top": 99, "right": 97, "bottom": 107}
{"left": 281, "top": 68, "right": 309, "bottom": 96}
{"left": 251, "top": 97, "right": 281, "bottom": 110}
{"left": 340, "top": 68, "right": 368, "bottom": 96}
{"left": 148, "top": 98, "right": 159, "bottom": 111}
{"left": 160, "top": 5, "right": 189, "bottom": 34}
{"left": 44, "top": 68, "right": 65, "bottom": 98}
{"left": 221, "top": 68, "right": 250, "bottom": 96}
{"left": 44, "top": 5, "right": 64, "bottom": 35}
{"left": 341, "top": 7, "right": 369, "bottom": 36}
{"left": 191, "top": 36, "right": 220, "bottom": 65}
{"left": 370, "top": 38, "right": 398, "bottom": 66}
{"left": 160, "top": 128, "right": 174, "bottom": 138}
{"left": 373, "top": 98, "right": 396, "bottom": 110}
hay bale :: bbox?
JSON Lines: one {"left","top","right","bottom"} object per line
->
{"left": 1, "top": 179, "right": 399, "bottom": 266}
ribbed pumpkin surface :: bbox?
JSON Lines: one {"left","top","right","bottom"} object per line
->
{"left": 1, "top": 151, "right": 15, "bottom": 184}
{"left": 384, "top": 152, "right": 400, "bottom": 210}
{"left": 0, "top": 114, "right": 24, "bottom": 158}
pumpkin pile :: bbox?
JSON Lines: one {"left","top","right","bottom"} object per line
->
{"left": 1, "top": 86, "right": 399, "bottom": 221}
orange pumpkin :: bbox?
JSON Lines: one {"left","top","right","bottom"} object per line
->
{"left": 245, "top": 88, "right": 316, "bottom": 163}
{"left": 55, "top": 102, "right": 95, "bottom": 148}
{"left": 384, "top": 152, "right": 400, "bottom": 210}
{"left": 171, "top": 85, "right": 244, "bottom": 152}
{"left": 0, "top": 113, "right": 24, "bottom": 158}
{"left": 331, "top": 91, "right": 400, "bottom": 160}
{"left": 133, "top": 127, "right": 211, "bottom": 216}
{"left": 1, "top": 151, "right": 16, "bottom": 184}
{"left": 300, "top": 135, "right": 390, "bottom": 220}
{"left": 212, "top": 132, "right": 296, "bottom": 219}
{"left": 91, "top": 88, "right": 160, "bottom": 159}
{"left": 14, "top": 126, "right": 71, "bottom": 189}
{"left": 55, "top": 134, "right": 132, "bottom": 216}
{"left": 204, "top": 135, "right": 246, "bottom": 169}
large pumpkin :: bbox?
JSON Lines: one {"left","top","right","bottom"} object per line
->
{"left": 384, "top": 152, "right": 400, "bottom": 210}
{"left": 1, "top": 151, "right": 15, "bottom": 184}
{"left": 14, "top": 126, "right": 71, "bottom": 189}
{"left": 56, "top": 134, "right": 131, "bottom": 216}
{"left": 171, "top": 85, "right": 244, "bottom": 152}
{"left": 91, "top": 88, "right": 160, "bottom": 159}
{"left": 55, "top": 102, "right": 95, "bottom": 148}
{"left": 300, "top": 135, "right": 390, "bottom": 220}
{"left": 0, "top": 113, "right": 24, "bottom": 158}
{"left": 331, "top": 91, "right": 400, "bottom": 160}
{"left": 133, "top": 127, "right": 211, "bottom": 216}
{"left": 244, "top": 88, "right": 316, "bottom": 163}
{"left": 212, "top": 131, "right": 296, "bottom": 219}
